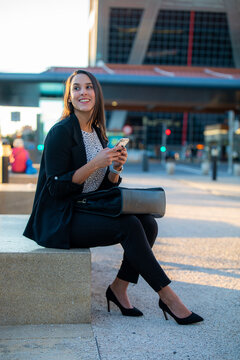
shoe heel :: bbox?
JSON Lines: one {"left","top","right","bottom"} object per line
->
{"left": 107, "top": 299, "right": 110, "bottom": 313}
{"left": 162, "top": 310, "right": 168, "bottom": 320}
{"left": 105, "top": 285, "right": 143, "bottom": 317}
{"left": 159, "top": 298, "right": 203, "bottom": 325}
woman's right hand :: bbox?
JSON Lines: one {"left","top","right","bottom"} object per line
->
{"left": 92, "top": 147, "right": 120, "bottom": 169}
{"left": 72, "top": 147, "right": 121, "bottom": 185}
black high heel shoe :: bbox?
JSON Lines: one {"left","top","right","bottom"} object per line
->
{"left": 159, "top": 298, "right": 203, "bottom": 325}
{"left": 106, "top": 286, "right": 143, "bottom": 317}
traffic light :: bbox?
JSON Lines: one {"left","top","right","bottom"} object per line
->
{"left": 160, "top": 146, "right": 166, "bottom": 152}
{"left": 165, "top": 129, "right": 171, "bottom": 136}
{"left": 37, "top": 144, "right": 44, "bottom": 151}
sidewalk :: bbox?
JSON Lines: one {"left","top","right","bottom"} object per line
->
{"left": 178, "top": 176, "right": 240, "bottom": 199}
{"left": 0, "top": 165, "right": 239, "bottom": 359}
{"left": 123, "top": 161, "right": 240, "bottom": 199}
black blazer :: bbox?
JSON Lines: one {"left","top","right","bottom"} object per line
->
{"left": 23, "top": 113, "right": 121, "bottom": 249}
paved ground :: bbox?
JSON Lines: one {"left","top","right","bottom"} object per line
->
{"left": 0, "top": 164, "right": 239, "bottom": 359}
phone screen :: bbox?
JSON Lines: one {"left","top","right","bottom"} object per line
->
{"left": 115, "top": 138, "right": 129, "bottom": 148}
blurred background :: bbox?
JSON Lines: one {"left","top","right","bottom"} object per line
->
{"left": 0, "top": 0, "right": 240, "bottom": 179}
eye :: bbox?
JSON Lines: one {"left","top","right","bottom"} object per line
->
{"left": 87, "top": 85, "right": 93, "bottom": 89}
{"left": 73, "top": 86, "right": 80, "bottom": 90}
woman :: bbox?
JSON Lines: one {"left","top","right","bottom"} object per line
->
{"left": 24, "top": 70, "right": 203, "bottom": 325}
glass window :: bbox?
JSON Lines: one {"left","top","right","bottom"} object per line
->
{"left": 144, "top": 10, "right": 190, "bottom": 65}
{"left": 108, "top": 7, "right": 143, "bottom": 63}
{"left": 192, "top": 11, "right": 234, "bottom": 67}
{"left": 143, "top": 10, "right": 234, "bottom": 67}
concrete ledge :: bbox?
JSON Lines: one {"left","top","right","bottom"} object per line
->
{"left": 9, "top": 172, "right": 39, "bottom": 184}
{"left": 0, "top": 215, "right": 91, "bottom": 325}
{"left": 0, "top": 184, "right": 36, "bottom": 214}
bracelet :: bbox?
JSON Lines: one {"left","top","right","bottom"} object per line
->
{"left": 110, "top": 165, "right": 123, "bottom": 175}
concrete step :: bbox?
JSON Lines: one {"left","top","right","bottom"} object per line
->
{"left": 0, "top": 324, "right": 99, "bottom": 360}
{"left": 0, "top": 215, "right": 91, "bottom": 325}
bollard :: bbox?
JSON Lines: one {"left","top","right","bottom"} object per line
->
{"left": 212, "top": 157, "right": 217, "bottom": 181}
{"left": 1, "top": 156, "right": 9, "bottom": 183}
{"left": 142, "top": 152, "right": 149, "bottom": 172}
{"left": 166, "top": 161, "right": 175, "bottom": 175}
{"left": 233, "top": 163, "right": 240, "bottom": 176}
{"left": 211, "top": 148, "right": 218, "bottom": 181}
{"left": 201, "top": 161, "right": 210, "bottom": 175}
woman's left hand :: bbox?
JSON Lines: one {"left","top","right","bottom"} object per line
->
{"left": 112, "top": 147, "right": 128, "bottom": 170}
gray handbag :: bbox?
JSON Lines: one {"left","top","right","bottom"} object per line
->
{"left": 120, "top": 187, "right": 165, "bottom": 218}
{"left": 75, "top": 187, "right": 166, "bottom": 218}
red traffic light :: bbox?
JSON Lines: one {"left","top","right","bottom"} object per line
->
{"left": 165, "top": 129, "right": 171, "bottom": 136}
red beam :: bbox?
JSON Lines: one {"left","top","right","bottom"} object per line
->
{"left": 187, "top": 11, "right": 195, "bottom": 66}
{"left": 182, "top": 112, "right": 188, "bottom": 145}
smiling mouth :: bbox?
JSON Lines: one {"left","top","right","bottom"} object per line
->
{"left": 79, "top": 99, "right": 90, "bottom": 103}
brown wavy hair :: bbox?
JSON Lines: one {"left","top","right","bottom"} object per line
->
{"left": 61, "top": 69, "right": 107, "bottom": 141}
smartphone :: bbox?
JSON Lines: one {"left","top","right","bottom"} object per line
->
{"left": 115, "top": 138, "right": 129, "bottom": 149}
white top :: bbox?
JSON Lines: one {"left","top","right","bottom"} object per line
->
{"left": 81, "top": 129, "right": 107, "bottom": 193}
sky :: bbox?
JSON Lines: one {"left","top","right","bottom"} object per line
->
{"left": 0, "top": 0, "right": 90, "bottom": 73}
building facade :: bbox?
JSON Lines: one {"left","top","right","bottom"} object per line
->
{"left": 89, "top": 0, "right": 240, "bottom": 159}
{"left": 89, "top": 0, "right": 240, "bottom": 67}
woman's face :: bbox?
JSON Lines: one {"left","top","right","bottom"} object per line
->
{"left": 69, "top": 74, "right": 96, "bottom": 114}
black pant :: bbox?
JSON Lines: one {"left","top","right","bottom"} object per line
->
{"left": 70, "top": 213, "right": 171, "bottom": 292}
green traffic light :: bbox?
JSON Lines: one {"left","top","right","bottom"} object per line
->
{"left": 160, "top": 146, "right": 166, "bottom": 152}
{"left": 37, "top": 144, "right": 44, "bottom": 151}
